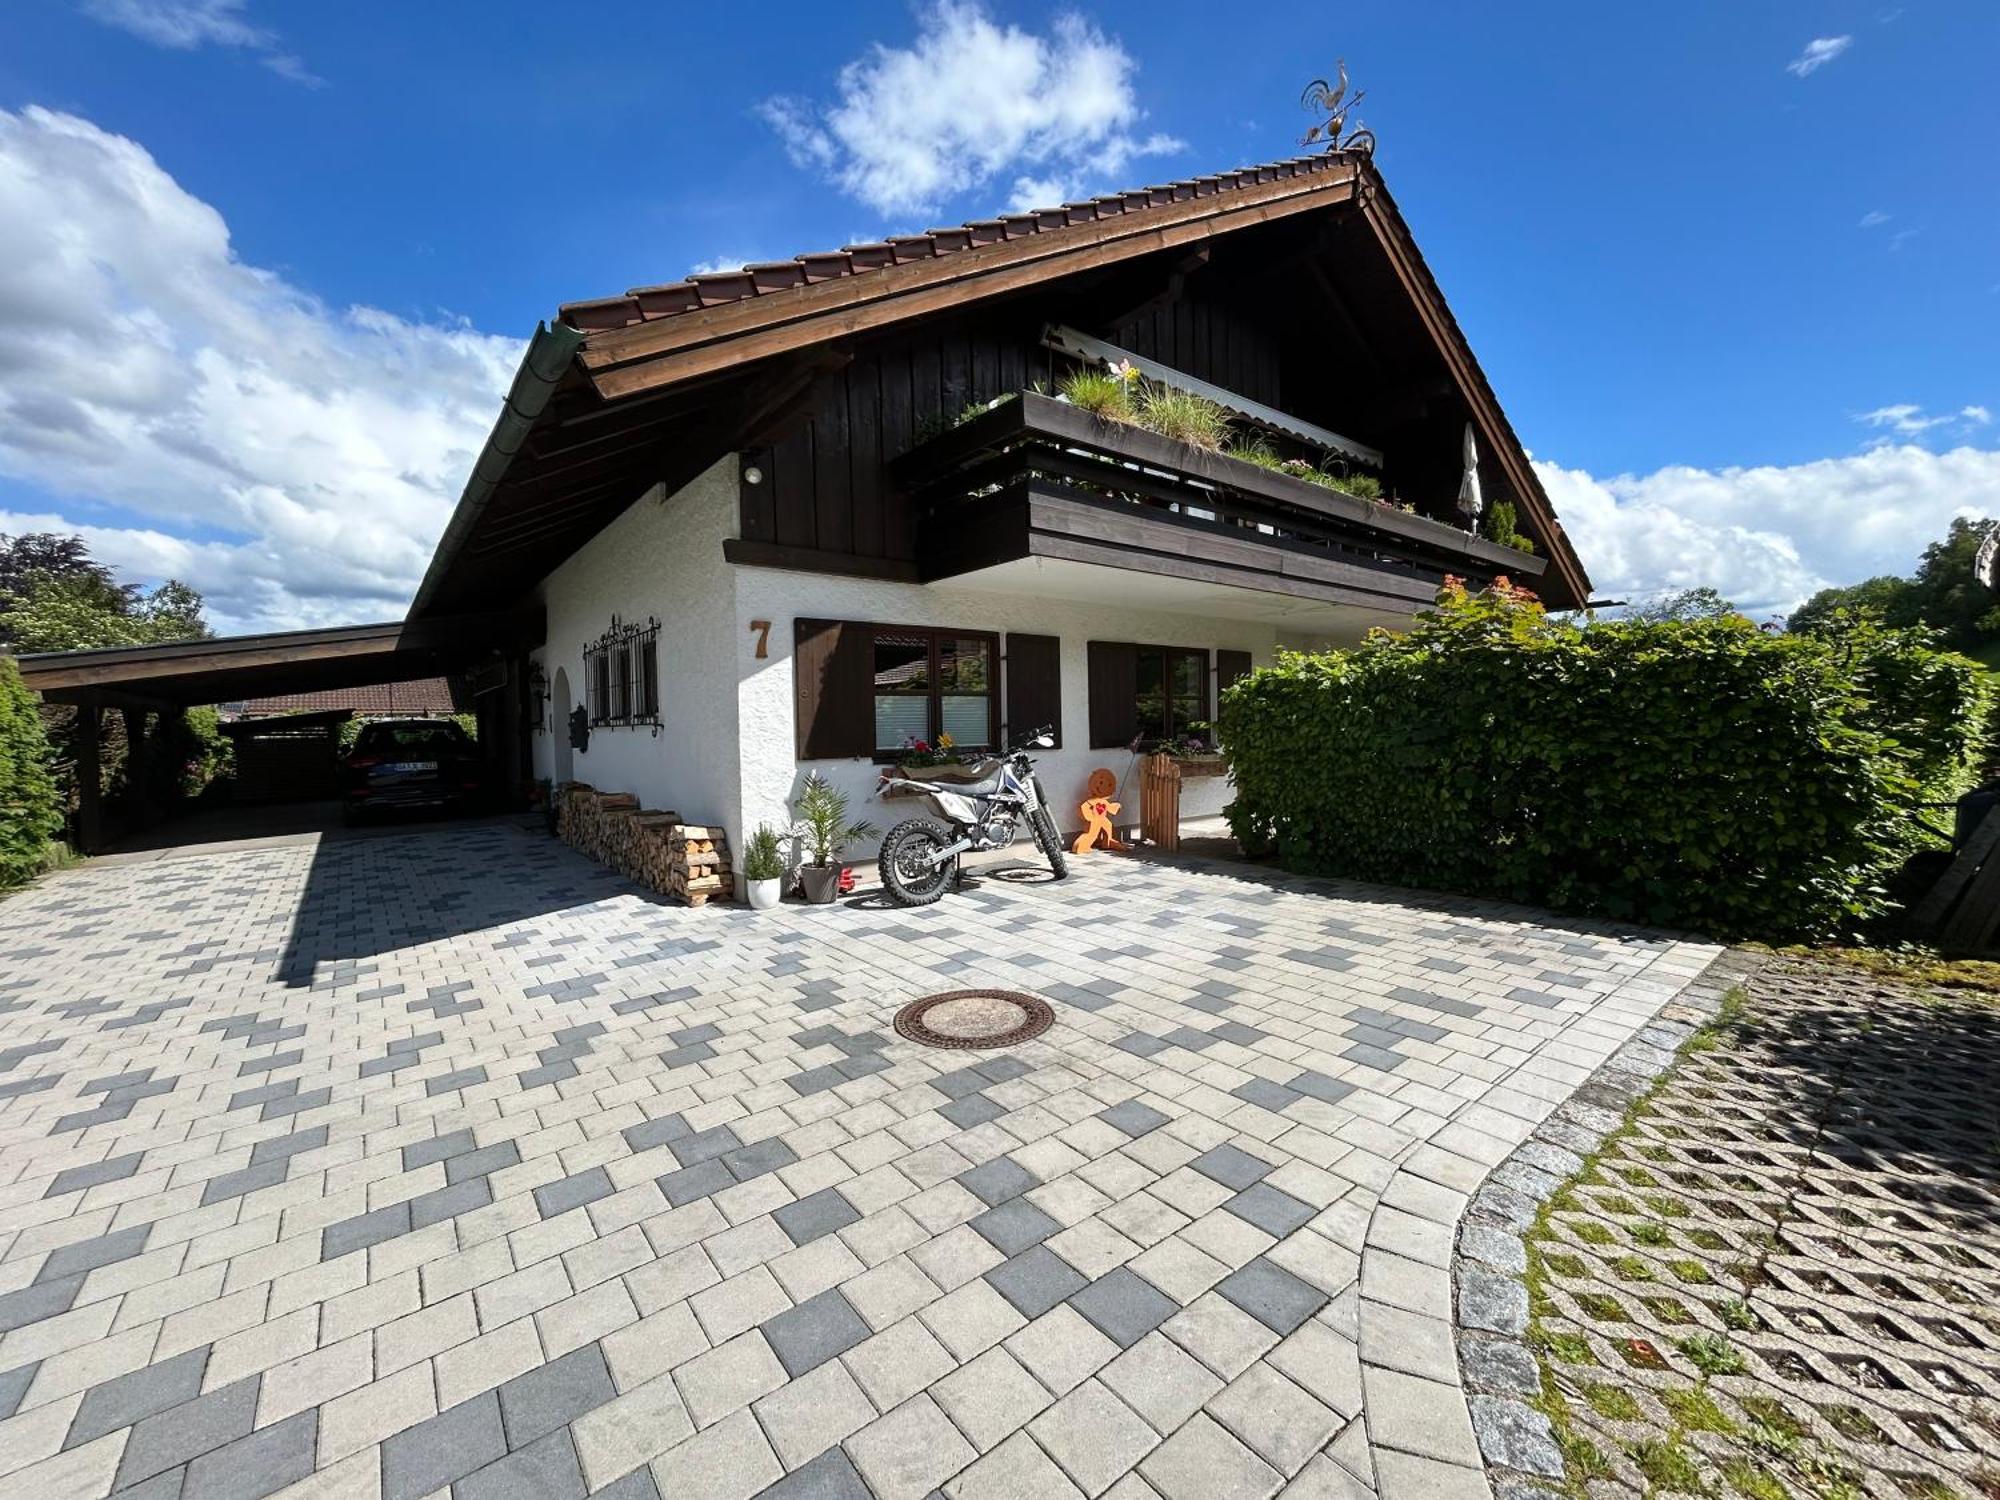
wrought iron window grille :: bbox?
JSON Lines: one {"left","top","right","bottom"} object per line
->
{"left": 583, "top": 616, "right": 662, "bottom": 734}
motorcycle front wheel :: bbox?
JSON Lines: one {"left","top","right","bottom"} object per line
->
{"left": 878, "top": 818, "right": 957, "bottom": 907}
{"left": 1030, "top": 807, "right": 1069, "bottom": 880}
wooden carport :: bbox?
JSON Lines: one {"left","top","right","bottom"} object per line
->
{"left": 14, "top": 610, "right": 541, "bottom": 851}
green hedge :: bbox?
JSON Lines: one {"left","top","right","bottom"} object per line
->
{"left": 0, "top": 658, "right": 63, "bottom": 888}
{"left": 1219, "top": 585, "right": 1990, "bottom": 939}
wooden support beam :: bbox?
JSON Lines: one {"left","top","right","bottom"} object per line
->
{"left": 75, "top": 703, "right": 103, "bottom": 854}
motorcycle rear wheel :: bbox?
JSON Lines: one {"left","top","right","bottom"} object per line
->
{"left": 878, "top": 818, "right": 957, "bottom": 907}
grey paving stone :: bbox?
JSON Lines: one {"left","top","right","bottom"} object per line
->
{"left": 1288, "top": 1070, "right": 1356, "bottom": 1106}
{"left": 534, "top": 1166, "right": 614, "bottom": 1220}
{"left": 1214, "top": 1258, "right": 1326, "bottom": 1336}
{"left": 200, "top": 1158, "right": 290, "bottom": 1207}
{"left": 1113, "top": 1033, "right": 1170, "bottom": 1058}
{"left": 969, "top": 1198, "right": 1061, "bottom": 1256}
{"left": 1068, "top": 1267, "right": 1178, "bottom": 1348}
{"left": 446, "top": 1140, "right": 523, "bottom": 1184}
{"left": 752, "top": 1446, "right": 871, "bottom": 1499}
{"left": 1188, "top": 1145, "right": 1273, "bottom": 1192}
{"left": 761, "top": 1288, "right": 871, "bottom": 1377}
{"left": 426, "top": 1066, "right": 489, "bottom": 1097}
{"left": 105, "top": 1465, "right": 184, "bottom": 1499}
{"left": 774, "top": 1187, "right": 862, "bottom": 1246}
{"left": 382, "top": 1391, "right": 508, "bottom": 1500}
{"left": 320, "top": 1201, "right": 411, "bottom": 1260}
{"left": 1209, "top": 1021, "right": 1266, "bottom": 1047}
{"left": 180, "top": 1408, "right": 316, "bottom": 1500}
{"left": 657, "top": 1158, "right": 735, "bottom": 1208}
{"left": 0, "top": 1271, "right": 80, "bottom": 1332}
{"left": 721, "top": 1137, "right": 799, "bottom": 1182}
{"left": 1223, "top": 1183, "right": 1316, "bottom": 1238}
{"left": 404, "top": 1128, "right": 478, "bottom": 1170}
{"left": 1230, "top": 1079, "right": 1301, "bottom": 1113}
{"left": 411, "top": 1177, "right": 495, "bottom": 1230}
{"left": 939, "top": 1093, "right": 1006, "bottom": 1129}
{"left": 46, "top": 1150, "right": 146, "bottom": 1198}
{"left": 0, "top": 1359, "right": 38, "bottom": 1421}
{"left": 621, "top": 1113, "right": 690, "bottom": 1152}
{"left": 250, "top": 1125, "right": 328, "bottom": 1165}
{"left": 37, "top": 1223, "right": 151, "bottom": 1283}
{"left": 1340, "top": 1042, "right": 1407, "bottom": 1073}
{"left": 456, "top": 1426, "right": 586, "bottom": 1500}
{"left": 497, "top": 1344, "right": 616, "bottom": 1449}
{"left": 957, "top": 1157, "right": 1038, "bottom": 1207}
{"left": 591, "top": 1466, "right": 663, "bottom": 1500}
{"left": 112, "top": 1375, "right": 259, "bottom": 1489}
{"left": 261, "top": 1086, "right": 330, "bottom": 1120}
{"left": 985, "top": 1245, "right": 1089, "bottom": 1319}
{"left": 68, "top": 1346, "right": 211, "bottom": 1449}
{"left": 670, "top": 1124, "right": 743, "bottom": 1167}
{"left": 1098, "top": 1100, "right": 1169, "bottom": 1137}
{"left": 973, "top": 1056, "right": 1032, "bottom": 1084}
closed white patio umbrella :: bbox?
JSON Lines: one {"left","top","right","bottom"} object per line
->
{"left": 1457, "top": 422, "right": 1483, "bottom": 532}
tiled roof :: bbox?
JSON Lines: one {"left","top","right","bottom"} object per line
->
{"left": 232, "top": 678, "right": 457, "bottom": 716}
{"left": 559, "top": 151, "right": 1360, "bottom": 334}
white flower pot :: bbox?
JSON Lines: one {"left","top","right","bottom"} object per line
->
{"left": 747, "top": 877, "right": 781, "bottom": 911}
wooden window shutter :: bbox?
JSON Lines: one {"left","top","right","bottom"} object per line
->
{"left": 1004, "top": 633, "right": 1062, "bottom": 749}
{"left": 1086, "top": 640, "right": 1139, "bottom": 749}
{"left": 794, "top": 619, "right": 873, "bottom": 759}
{"left": 1217, "top": 649, "right": 1253, "bottom": 702}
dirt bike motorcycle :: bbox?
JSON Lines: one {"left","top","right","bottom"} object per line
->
{"left": 876, "top": 728, "right": 1068, "bottom": 906}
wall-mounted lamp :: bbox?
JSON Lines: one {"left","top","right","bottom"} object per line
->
{"left": 743, "top": 465, "right": 765, "bottom": 485}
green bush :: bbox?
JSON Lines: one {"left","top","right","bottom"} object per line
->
{"left": 1219, "top": 582, "right": 1990, "bottom": 939}
{"left": 0, "top": 658, "right": 64, "bottom": 888}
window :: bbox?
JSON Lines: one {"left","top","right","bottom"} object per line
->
{"left": 1088, "top": 641, "right": 1209, "bottom": 748}
{"left": 583, "top": 616, "right": 662, "bottom": 732}
{"left": 873, "top": 628, "right": 996, "bottom": 754}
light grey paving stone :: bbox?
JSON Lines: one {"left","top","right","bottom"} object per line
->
{"left": 404, "top": 1128, "right": 477, "bottom": 1170}
{"left": 753, "top": 1445, "right": 872, "bottom": 1500}
{"left": 179, "top": 1408, "right": 317, "bottom": 1500}
{"left": 38, "top": 1222, "right": 151, "bottom": 1282}
{"left": 0, "top": 1359, "right": 38, "bottom": 1421}
{"left": 1214, "top": 1258, "right": 1325, "bottom": 1336}
{"left": 985, "top": 1246, "right": 1088, "bottom": 1320}
{"left": 774, "top": 1188, "right": 861, "bottom": 1246}
{"left": 761, "top": 1289, "right": 871, "bottom": 1378}
{"left": 1223, "top": 1183, "right": 1315, "bottom": 1239}
{"left": 1188, "top": 1146, "right": 1272, "bottom": 1192}
{"left": 46, "top": 1151, "right": 146, "bottom": 1198}
{"left": 382, "top": 1390, "right": 508, "bottom": 1500}
{"left": 967, "top": 1199, "right": 1059, "bottom": 1257}
{"left": 68, "top": 1345, "right": 210, "bottom": 1448}
{"left": 1138, "top": 1411, "right": 1282, "bottom": 1500}
{"left": 456, "top": 1426, "right": 588, "bottom": 1500}
{"left": 497, "top": 1344, "right": 617, "bottom": 1449}
{"left": 1067, "top": 1268, "right": 1179, "bottom": 1350}
{"left": 958, "top": 1158, "right": 1037, "bottom": 1207}
{"left": 112, "top": 1374, "right": 260, "bottom": 1489}
{"left": 534, "top": 1167, "right": 614, "bottom": 1220}
{"left": 0, "top": 1272, "right": 83, "bottom": 1333}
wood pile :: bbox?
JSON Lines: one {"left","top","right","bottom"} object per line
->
{"left": 556, "top": 782, "right": 735, "bottom": 907}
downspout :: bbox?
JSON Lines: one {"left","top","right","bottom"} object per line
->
{"left": 407, "top": 320, "right": 588, "bottom": 621}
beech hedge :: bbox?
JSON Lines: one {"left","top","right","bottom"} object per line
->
{"left": 0, "top": 657, "right": 62, "bottom": 888}
{"left": 1218, "top": 584, "right": 1990, "bottom": 939}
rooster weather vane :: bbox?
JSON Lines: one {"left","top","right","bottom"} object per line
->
{"left": 1299, "top": 61, "right": 1376, "bottom": 155}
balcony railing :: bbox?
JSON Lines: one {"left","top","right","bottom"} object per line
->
{"left": 892, "top": 391, "right": 1542, "bottom": 595}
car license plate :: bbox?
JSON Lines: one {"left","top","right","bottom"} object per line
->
{"left": 383, "top": 761, "right": 437, "bottom": 773}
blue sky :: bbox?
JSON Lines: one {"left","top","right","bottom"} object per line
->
{"left": 1, "top": 1, "right": 1995, "bottom": 630}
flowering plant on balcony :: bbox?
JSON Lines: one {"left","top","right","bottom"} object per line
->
{"left": 896, "top": 732, "right": 965, "bottom": 769}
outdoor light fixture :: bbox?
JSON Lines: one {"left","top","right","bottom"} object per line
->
{"left": 743, "top": 465, "right": 765, "bottom": 485}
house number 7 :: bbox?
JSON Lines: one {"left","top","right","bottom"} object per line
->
{"left": 750, "top": 620, "right": 771, "bottom": 658}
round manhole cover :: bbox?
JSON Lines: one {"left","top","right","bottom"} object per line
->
{"left": 894, "top": 990, "right": 1056, "bottom": 1050}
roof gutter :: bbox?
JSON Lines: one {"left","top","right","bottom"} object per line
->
{"left": 408, "top": 320, "right": 586, "bottom": 620}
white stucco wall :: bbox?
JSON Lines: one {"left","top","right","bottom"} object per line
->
{"left": 731, "top": 569, "right": 1279, "bottom": 862}
{"left": 528, "top": 459, "right": 744, "bottom": 839}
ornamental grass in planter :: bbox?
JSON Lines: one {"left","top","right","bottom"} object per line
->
{"left": 791, "top": 772, "right": 877, "bottom": 905}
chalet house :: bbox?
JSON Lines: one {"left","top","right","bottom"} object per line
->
{"left": 406, "top": 149, "right": 1591, "bottom": 862}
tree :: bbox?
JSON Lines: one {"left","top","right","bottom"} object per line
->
{"left": 1788, "top": 576, "right": 1919, "bottom": 637}
{"left": 1630, "top": 586, "right": 1738, "bottom": 624}
{"left": 0, "top": 533, "right": 210, "bottom": 653}
{"left": 0, "top": 657, "right": 61, "bottom": 887}
{"left": 1787, "top": 518, "right": 2000, "bottom": 651}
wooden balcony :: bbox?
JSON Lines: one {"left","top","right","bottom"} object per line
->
{"left": 891, "top": 392, "right": 1542, "bottom": 613}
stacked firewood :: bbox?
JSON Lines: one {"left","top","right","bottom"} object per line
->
{"left": 555, "top": 783, "right": 734, "bottom": 906}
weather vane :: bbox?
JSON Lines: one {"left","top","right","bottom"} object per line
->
{"left": 1300, "top": 61, "right": 1376, "bottom": 155}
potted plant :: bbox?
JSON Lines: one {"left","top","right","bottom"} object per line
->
{"left": 791, "top": 772, "right": 877, "bottom": 904}
{"left": 743, "top": 823, "right": 785, "bottom": 911}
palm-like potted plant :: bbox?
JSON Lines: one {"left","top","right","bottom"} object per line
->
{"left": 791, "top": 772, "right": 877, "bottom": 904}
{"left": 743, "top": 823, "right": 785, "bottom": 911}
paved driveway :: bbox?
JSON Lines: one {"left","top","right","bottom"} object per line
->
{"left": 0, "top": 822, "right": 1716, "bottom": 1500}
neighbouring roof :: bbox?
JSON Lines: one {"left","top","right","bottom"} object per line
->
{"left": 559, "top": 153, "right": 1355, "bottom": 334}
{"left": 230, "top": 677, "right": 459, "bottom": 717}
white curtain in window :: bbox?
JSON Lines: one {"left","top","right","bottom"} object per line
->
{"left": 875, "top": 696, "right": 929, "bottom": 750}
{"left": 941, "top": 696, "right": 988, "bottom": 746}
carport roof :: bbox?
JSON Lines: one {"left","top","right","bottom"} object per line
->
{"left": 11, "top": 611, "right": 539, "bottom": 708}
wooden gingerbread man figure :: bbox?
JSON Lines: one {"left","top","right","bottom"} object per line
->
{"left": 1073, "top": 768, "right": 1127, "bottom": 854}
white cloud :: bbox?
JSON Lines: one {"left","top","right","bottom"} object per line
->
{"left": 759, "top": 1, "right": 1182, "bottom": 220}
{"left": 1859, "top": 209, "right": 1890, "bottom": 228}
{"left": 78, "top": 0, "right": 317, "bottom": 83}
{"left": 0, "top": 105, "right": 519, "bottom": 634}
{"left": 1541, "top": 444, "right": 2000, "bottom": 621}
{"left": 1855, "top": 403, "right": 1989, "bottom": 437}
{"left": 1786, "top": 36, "right": 1853, "bottom": 76}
